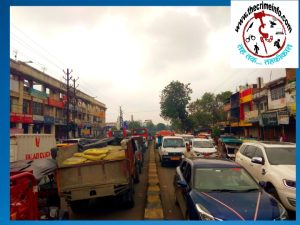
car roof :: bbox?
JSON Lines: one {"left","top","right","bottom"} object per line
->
{"left": 242, "top": 141, "right": 295, "bottom": 148}
{"left": 163, "top": 136, "right": 184, "bottom": 139}
{"left": 192, "top": 138, "right": 212, "bottom": 141}
{"left": 186, "top": 158, "right": 242, "bottom": 168}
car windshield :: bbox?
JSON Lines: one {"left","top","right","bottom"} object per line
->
{"left": 194, "top": 168, "right": 259, "bottom": 192}
{"left": 163, "top": 139, "right": 185, "bottom": 148}
{"left": 133, "top": 129, "right": 146, "bottom": 134}
{"left": 193, "top": 141, "right": 214, "bottom": 148}
{"left": 265, "top": 147, "right": 296, "bottom": 165}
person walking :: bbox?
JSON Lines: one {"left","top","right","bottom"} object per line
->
{"left": 183, "top": 143, "right": 196, "bottom": 158}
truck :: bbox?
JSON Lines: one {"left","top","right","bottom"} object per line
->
{"left": 55, "top": 138, "right": 138, "bottom": 213}
{"left": 10, "top": 134, "right": 56, "bottom": 162}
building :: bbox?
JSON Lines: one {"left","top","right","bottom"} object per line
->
{"left": 10, "top": 59, "right": 106, "bottom": 139}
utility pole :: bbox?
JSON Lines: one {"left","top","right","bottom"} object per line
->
{"left": 63, "top": 68, "right": 73, "bottom": 139}
{"left": 72, "top": 77, "right": 79, "bottom": 137}
{"left": 119, "top": 106, "right": 123, "bottom": 130}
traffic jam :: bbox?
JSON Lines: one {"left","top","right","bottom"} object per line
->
{"left": 10, "top": 128, "right": 295, "bottom": 220}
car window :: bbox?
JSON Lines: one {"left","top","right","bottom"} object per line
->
{"left": 265, "top": 147, "right": 295, "bottom": 165}
{"left": 244, "top": 145, "right": 257, "bottom": 158}
{"left": 163, "top": 138, "right": 185, "bottom": 148}
{"left": 193, "top": 141, "right": 214, "bottom": 148}
{"left": 253, "top": 147, "right": 263, "bottom": 158}
{"left": 239, "top": 145, "right": 248, "bottom": 155}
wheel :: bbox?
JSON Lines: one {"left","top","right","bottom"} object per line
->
{"left": 69, "top": 199, "right": 89, "bottom": 213}
{"left": 122, "top": 185, "right": 135, "bottom": 208}
{"left": 266, "top": 184, "right": 280, "bottom": 200}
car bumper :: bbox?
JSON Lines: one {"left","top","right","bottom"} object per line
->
{"left": 277, "top": 188, "right": 296, "bottom": 211}
{"left": 162, "top": 155, "right": 182, "bottom": 162}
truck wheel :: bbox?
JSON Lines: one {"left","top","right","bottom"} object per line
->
{"left": 122, "top": 180, "right": 135, "bottom": 208}
{"left": 70, "top": 199, "right": 89, "bottom": 214}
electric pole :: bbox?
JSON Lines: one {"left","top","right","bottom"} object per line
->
{"left": 119, "top": 106, "right": 123, "bottom": 130}
{"left": 63, "top": 68, "right": 73, "bottom": 139}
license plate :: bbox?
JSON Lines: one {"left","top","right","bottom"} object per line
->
{"left": 171, "top": 156, "right": 180, "bottom": 160}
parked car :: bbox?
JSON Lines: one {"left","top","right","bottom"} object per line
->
{"left": 158, "top": 136, "right": 185, "bottom": 166}
{"left": 174, "top": 158, "right": 288, "bottom": 220}
{"left": 190, "top": 138, "right": 218, "bottom": 158}
{"left": 235, "top": 141, "right": 296, "bottom": 212}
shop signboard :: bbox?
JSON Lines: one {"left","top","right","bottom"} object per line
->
{"left": 29, "top": 88, "right": 48, "bottom": 99}
{"left": 48, "top": 98, "right": 64, "bottom": 108}
{"left": 33, "top": 115, "right": 44, "bottom": 123}
{"left": 10, "top": 113, "right": 33, "bottom": 123}
{"left": 260, "top": 112, "right": 278, "bottom": 126}
{"left": 44, "top": 115, "right": 54, "bottom": 124}
{"left": 278, "top": 111, "right": 290, "bottom": 125}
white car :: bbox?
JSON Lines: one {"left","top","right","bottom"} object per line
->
{"left": 235, "top": 141, "right": 296, "bottom": 211}
{"left": 158, "top": 136, "right": 186, "bottom": 166}
{"left": 190, "top": 138, "right": 218, "bottom": 157}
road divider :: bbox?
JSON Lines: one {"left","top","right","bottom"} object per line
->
{"left": 144, "top": 143, "right": 164, "bottom": 220}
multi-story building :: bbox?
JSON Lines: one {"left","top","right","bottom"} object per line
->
{"left": 10, "top": 59, "right": 106, "bottom": 139}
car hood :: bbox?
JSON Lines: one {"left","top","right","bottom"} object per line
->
{"left": 191, "top": 189, "right": 281, "bottom": 220}
{"left": 192, "top": 147, "right": 217, "bottom": 153}
{"left": 269, "top": 165, "right": 296, "bottom": 180}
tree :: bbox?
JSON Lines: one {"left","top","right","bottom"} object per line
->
{"left": 145, "top": 121, "right": 155, "bottom": 132}
{"left": 160, "top": 81, "right": 192, "bottom": 131}
{"left": 156, "top": 123, "right": 166, "bottom": 131}
{"left": 128, "top": 120, "right": 142, "bottom": 130}
{"left": 216, "top": 91, "right": 232, "bottom": 104}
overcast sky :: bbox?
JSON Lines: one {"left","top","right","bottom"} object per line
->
{"left": 10, "top": 7, "right": 285, "bottom": 124}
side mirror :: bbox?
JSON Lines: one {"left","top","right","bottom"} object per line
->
{"left": 251, "top": 157, "right": 264, "bottom": 165}
{"left": 259, "top": 181, "right": 266, "bottom": 188}
{"left": 177, "top": 180, "right": 188, "bottom": 188}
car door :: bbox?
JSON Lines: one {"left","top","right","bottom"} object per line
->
{"left": 242, "top": 145, "right": 258, "bottom": 177}
{"left": 178, "top": 163, "right": 192, "bottom": 218}
{"left": 248, "top": 146, "right": 265, "bottom": 181}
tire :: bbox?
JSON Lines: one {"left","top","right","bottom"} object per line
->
{"left": 122, "top": 185, "right": 135, "bottom": 209}
{"left": 266, "top": 184, "right": 280, "bottom": 201}
{"left": 70, "top": 199, "right": 89, "bottom": 214}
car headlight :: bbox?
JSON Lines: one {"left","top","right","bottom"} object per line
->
{"left": 276, "top": 202, "right": 288, "bottom": 220}
{"left": 283, "top": 179, "right": 296, "bottom": 189}
{"left": 196, "top": 204, "right": 223, "bottom": 221}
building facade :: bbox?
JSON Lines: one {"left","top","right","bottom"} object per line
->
{"left": 10, "top": 59, "right": 106, "bottom": 139}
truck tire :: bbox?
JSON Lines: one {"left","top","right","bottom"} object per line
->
{"left": 70, "top": 199, "right": 89, "bottom": 214}
{"left": 121, "top": 179, "right": 135, "bottom": 208}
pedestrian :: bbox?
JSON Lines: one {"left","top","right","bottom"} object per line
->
{"left": 183, "top": 143, "right": 196, "bottom": 158}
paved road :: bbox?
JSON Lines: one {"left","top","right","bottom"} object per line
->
{"left": 61, "top": 147, "right": 149, "bottom": 220}
{"left": 154, "top": 149, "right": 184, "bottom": 220}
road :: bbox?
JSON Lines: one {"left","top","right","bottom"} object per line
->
{"left": 61, "top": 146, "right": 150, "bottom": 220}
{"left": 154, "top": 148, "right": 184, "bottom": 220}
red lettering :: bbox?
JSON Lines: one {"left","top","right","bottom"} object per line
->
{"left": 35, "top": 137, "right": 41, "bottom": 148}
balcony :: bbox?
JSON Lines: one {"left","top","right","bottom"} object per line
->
{"left": 253, "top": 89, "right": 268, "bottom": 100}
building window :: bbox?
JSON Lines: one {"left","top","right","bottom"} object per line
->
{"left": 23, "top": 100, "right": 30, "bottom": 114}
{"left": 32, "top": 102, "right": 43, "bottom": 115}
{"left": 270, "top": 86, "right": 285, "bottom": 101}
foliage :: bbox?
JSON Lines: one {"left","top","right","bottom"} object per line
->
{"left": 160, "top": 81, "right": 192, "bottom": 131}
{"left": 128, "top": 120, "right": 142, "bottom": 130}
{"left": 156, "top": 123, "right": 166, "bottom": 131}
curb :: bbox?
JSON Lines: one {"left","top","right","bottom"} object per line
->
{"left": 144, "top": 142, "right": 164, "bottom": 220}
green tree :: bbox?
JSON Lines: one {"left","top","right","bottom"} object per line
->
{"left": 145, "top": 120, "right": 155, "bottom": 132}
{"left": 128, "top": 120, "right": 142, "bottom": 130}
{"left": 160, "top": 81, "right": 192, "bottom": 131}
{"left": 216, "top": 91, "right": 232, "bottom": 104}
{"left": 156, "top": 123, "right": 166, "bottom": 131}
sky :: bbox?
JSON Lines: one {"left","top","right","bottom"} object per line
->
{"left": 10, "top": 7, "right": 286, "bottom": 124}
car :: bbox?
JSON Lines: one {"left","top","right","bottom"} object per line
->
{"left": 235, "top": 141, "right": 296, "bottom": 211}
{"left": 174, "top": 158, "right": 288, "bottom": 220}
{"left": 190, "top": 138, "right": 218, "bottom": 158}
{"left": 158, "top": 136, "right": 185, "bottom": 166}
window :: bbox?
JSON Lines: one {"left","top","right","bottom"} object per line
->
{"left": 23, "top": 100, "right": 30, "bottom": 114}
{"left": 32, "top": 102, "right": 43, "bottom": 115}
{"left": 244, "top": 145, "right": 257, "bottom": 158}
{"left": 270, "top": 86, "right": 285, "bottom": 101}
{"left": 253, "top": 148, "right": 263, "bottom": 158}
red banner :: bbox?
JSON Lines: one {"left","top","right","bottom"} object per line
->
{"left": 10, "top": 113, "right": 33, "bottom": 123}
{"left": 48, "top": 98, "right": 64, "bottom": 108}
